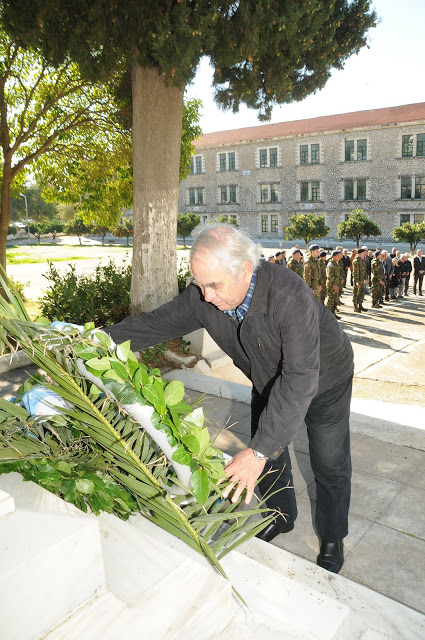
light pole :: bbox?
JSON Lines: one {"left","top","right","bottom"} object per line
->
{"left": 19, "top": 193, "right": 30, "bottom": 236}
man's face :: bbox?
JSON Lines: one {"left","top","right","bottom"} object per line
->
{"left": 418, "top": 250, "right": 422, "bottom": 257}
{"left": 191, "top": 254, "right": 253, "bottom": 311}
{"left": 310, "top": 249, "right": 319, "bottom": 258}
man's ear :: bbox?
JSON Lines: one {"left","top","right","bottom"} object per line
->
{"left": 242, "top": 261, "right": 254, "bottom": 281}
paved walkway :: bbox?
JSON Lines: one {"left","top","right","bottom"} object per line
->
{"left": 0, "top": 282, "right": 424, "bottom": 617}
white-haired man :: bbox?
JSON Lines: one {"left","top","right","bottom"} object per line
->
{"left": 106, "top": 225, "right": 354, "bottom": 573}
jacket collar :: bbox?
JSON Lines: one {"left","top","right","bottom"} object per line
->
{"left": 246, "top": 261, "right": 270, "bottom": 315}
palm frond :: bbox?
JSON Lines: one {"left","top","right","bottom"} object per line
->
{"left": 0, "top": 268, "right": 277, "bottom": 598}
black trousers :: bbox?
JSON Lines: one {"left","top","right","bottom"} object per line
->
{"left": 414, "top": 273, "right": 424, "bottom": 294}
{"left": 252, "top": 375, "right": 353, "bottom": 542}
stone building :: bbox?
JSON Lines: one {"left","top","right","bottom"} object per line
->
{"left": 178, "top": 103, "right": 425, "bottom": 241}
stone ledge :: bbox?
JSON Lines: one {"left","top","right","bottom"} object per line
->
{"left": 0, "top": 350, "right": 32, "bottom": 374}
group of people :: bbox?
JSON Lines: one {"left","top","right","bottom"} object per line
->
{"left": 267, "top": 245, "right": 425, "bottom": 318}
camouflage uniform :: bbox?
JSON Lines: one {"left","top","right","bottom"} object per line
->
{"left": 287, "top": 257, "right": 304, "bottom": 278}
{"left": 337, "top": 257, "right": 344, "bottom": 303}
{"left": 371, "top": 258, "right": 384, "bottom": 307}
{"left": 318, "top": 258, "right": 327, "bottom": 303}
{"left": 326, "top": 259, "right": 340, "bottom": 314}
{"left": 352, "top": 255, "right": 366, "bottom": 311}
{"left": 303, "top": 255, "right": 321, "bottom": 299}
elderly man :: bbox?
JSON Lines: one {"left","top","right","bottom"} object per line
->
{"left": 106, "top": 226, "right": 354, "bottom": 574}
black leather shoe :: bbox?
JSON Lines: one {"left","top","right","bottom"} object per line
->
{"left": 256, "top": 520, "right": 294, "bottom": 542}
{"left": 359, "top": 305, "right": 368, "bottom": 312}
{"left": 317, "top": 540, "right": 344, "bottom": 573}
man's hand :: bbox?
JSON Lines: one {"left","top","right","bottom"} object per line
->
{"left": 218, "top": 448, "right": 266, "bottom": 505}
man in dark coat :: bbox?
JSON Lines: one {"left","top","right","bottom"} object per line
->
{"left": 413, "top": 249, "right": 425, "bottom": 295}
{"left": 106, "top": 225, "right": 354, "bottom": 573}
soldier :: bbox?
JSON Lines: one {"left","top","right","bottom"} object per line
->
{"left": 335, "top": 245, "right": 345, "bottom": 307}
{"left": 318, "top": 249, "right": 328, "bottom": 303}
{"left": 303, "top": 243, "right": 322, "bottom": 300}
{"left": 326, "top": 249, "right": 343, "bottom": 319}
{"left": 352, "top": 247, "right": 368, "bottom": 312}
{"left": 287, "top": 248, "right": 304, "bottom": 278}
{"left": 371, "top": 250, "right": 385, "bottom": 308}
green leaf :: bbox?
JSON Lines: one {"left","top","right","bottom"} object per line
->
{"left": 164, "top": 380, "right": 185, "bottom": 406}
{"left": 191, "top": 468, "right": 209, "bottom": 506}
{"left": 182, "top": 407, "right": 204, "bottom": 429}
{"left": 103, "top": 369, "right": 124, "bottom": 382}
{"left": 57, "top": 460, "right": 73, "bottom": 474}
{"left": 172, "top": 446, "right": 191, "bottom": 466}
{"left": 85, "top": 356, "right": 112, "bottom": 372}
{"left": 93, "top": 331, "right": 112, "bottom": 350}
{"left": 197, "top": 427, "right": 211, "bottom": 454}
{"left": 110, "top": 360, "right": 130, "bottom": 380}
{"left": 116, "top": 340, "right": 132, "bottom": 362}
{"left": 74, "top": 344, "right": 100, "bottom": 360}
{"left": 142, "top": 383, "right": 165, "bottom": 414}
{"left": 181, "top": 434, "right": 200, "bottom": 455}
{"left": 75, "top": 478, "right": 95, "bottom": 494}
{"left": 133, "top": 365, "right": 149, "bottom": 389}
{"left": 35, "top": 317, "right": 51, "bottom": 326}
{"left": 84, "top": 322, "right": 95, "bottom": 331}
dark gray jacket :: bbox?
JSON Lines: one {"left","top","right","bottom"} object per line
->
{"left": 106, "top": 261, "right": 354, "bottom": 459}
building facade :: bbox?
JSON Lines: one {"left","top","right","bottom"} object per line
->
{"left": 178, "top": 103, "right": 425, "bottom": 241}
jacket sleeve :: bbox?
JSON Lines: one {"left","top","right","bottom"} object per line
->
{"left": 250, "top": 288, "right": 321, "bottom": 458}
{"left": 104, "top": 285, "right": 203, "bottom": 352}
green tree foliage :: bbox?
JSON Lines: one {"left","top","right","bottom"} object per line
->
{"left": 92, "top": 224, "right": 111, "bottom": 245}
{"left": 337, "top": 208, "right": 381, "bottom": 248}
{"left": 38, "top": 97, "right": 202, "bottom": 229}
{"left": 286, "top": 213, "right": 330, "bottom": 248}
{"left": 177, "top": 213, "right": 200, "bottom": 247}
{"left": 3, "top": 1, "right": 377, "bottom": 311}
{"left": 11, "top": 185, "right": 57, "bottom": 223}
{"left": 43, "top": 218, "right": 64, "bottom": 242}
{"left": 209, "top": 214, "right": 238, "bottom": 227}
{"left": 180, "top": 98, "right": 203, "bottom": 182}
{"left": 0, "top": 23, "right": 118, "bottom": 274}
{"left": 113, "top": 219, "right": 133, "bottom": 246}
{"left": 28, "top": 221, "right": 46, "bottom": 244}
{"left": 65, "top": 217, "right": 92, "bottom": 245}
{"left": 392, "top": 221, "right": 425, "bottom": 253}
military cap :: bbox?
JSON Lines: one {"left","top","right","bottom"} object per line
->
{"left": 331, "top": 249, "right": 342, "bottom": 257}
{"left": 275, "top": 251, "right": 283, "bottom": 257}
{"left": 357, "top": 248, "right": 366, "bottom": 254}
{"left": 267, "top": 255, "right": 275, "bottom": 260}
{"left": 291, "top": 248, "right": 301, "bottom": 255}
{"left": 319, "top": 250, "right": 327, "bottom": 258}
{"left": 374, "top": 250, "right": 382, "bottom": 258}
{"left": 309, "top": 244, "right": 320, "bottom": 251}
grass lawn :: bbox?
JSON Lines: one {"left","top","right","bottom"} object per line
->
{"left": 6, "top": 243, "right": 132, "bottom": 264}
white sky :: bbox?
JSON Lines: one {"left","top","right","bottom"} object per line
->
{"left": 185, "top": 0, "right": 425, "bottom": 133}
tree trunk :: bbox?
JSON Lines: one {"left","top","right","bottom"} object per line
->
{"left": 130, "top": 65, "right": 183, "bottom": 315}
{"left": 0, "top": 158, "right": 12, "bottom": 275}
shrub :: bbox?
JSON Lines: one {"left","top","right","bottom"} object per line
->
{"left": 177, "top": 259, "right": 191, "bottom": 293}
{"left": 39, "top": 258, "right": 132, "bottom": 326}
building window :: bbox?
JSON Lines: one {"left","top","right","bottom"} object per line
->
{"left": 299, "top": 143, "right": 320, "bottom": 165}
{"left": 259, "top": 147, "right": 278, "bottom": 168}
{"left": 261, "top": 214, "right": 278, "bottom": 233}
{"left": 400, "top": 214, "right": 410, "bottom": 224}
{"left": 345, "top": 138, "right": 367, "bottom": 161}
{"left": 402, "top": 135, "right": 413, "bottom": 158}
{"left": 417, "top": 134, "right": 425, "bottom": 157}
{"left": 218, "top": 151, "right": 236, "bottom": 172}
{"left": 401, "top": 176, "right": 425, "bottom": 199}
{"left": 219, "top": 185, "right": 237, "bottom": 204}
{"left": 190, "top": 155, "right": 203, "bottom": 174}
{"left": 344, "top": 178, "right": 367, "bottom": 201}
{"left": 189, "top": 187, "right": 204, "bottom": 205}
{"left": 260, "top": 182, "right": 279, "bottom": 203}
{"left": 415, "top": 177, "right": 425, "bottom": 199}
{"left": 300, "top": 181, "right": 321, "bottom": 202}
{"left": 401, "top": 133, "right": 425, "bottom": 157}
{"left": 414, "top": 213, "right": 424, "bottom": 223}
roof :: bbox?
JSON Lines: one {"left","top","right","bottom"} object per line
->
{"left": 195, "top": 103, "right": 425, "bottom": 148}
